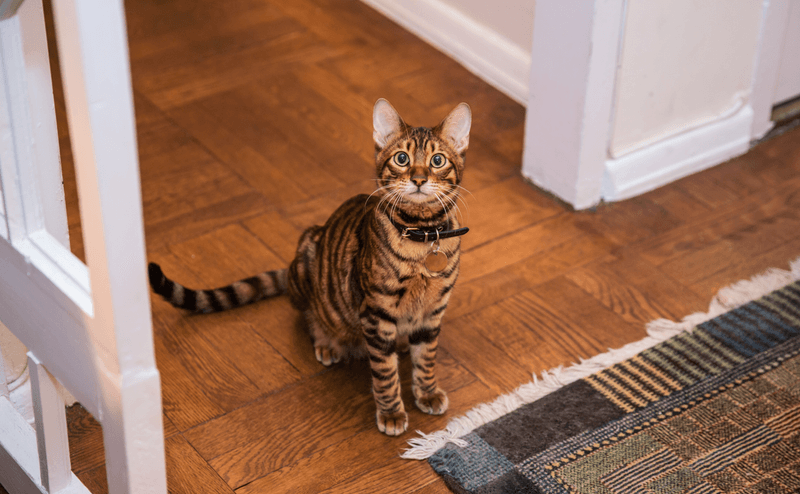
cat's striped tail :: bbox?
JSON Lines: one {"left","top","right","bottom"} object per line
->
{"left": 148, "top": 262, "right": 289, "bottom": 313}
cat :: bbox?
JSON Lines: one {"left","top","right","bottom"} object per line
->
{"left": 148, "top": 99, "right": 471, "bottom": 436}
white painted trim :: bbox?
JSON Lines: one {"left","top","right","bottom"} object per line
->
{"left": 359, "top": 0, "right": 530, "bottom": 105}
{"left": 601, "top": 105, "right": 754, "bottom": 202}
{"left": 17, "top": 0, "right": 69, "bottom": 247}
{"left": 0, "top": 398, "right": 92, "bottom": 494}
{"left": 29, "top": 353, "right": 71, "bottom": 493}
{"left": 403, "top": 257, "right": 800, "bottom": 459}
{"left": 751, "top": 0, "right": 791, "bottom": 140}
{"left": 521, "top": 0, "right": 627, "bottom": 210}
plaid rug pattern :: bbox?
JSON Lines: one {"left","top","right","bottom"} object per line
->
{"left": 430, "top": 281, "right": 800, "bottom": 493}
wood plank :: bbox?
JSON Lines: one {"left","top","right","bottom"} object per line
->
{"left": 526, "top": 276, "right": 648, "bottom": 351}
{"left": 157, "top": 220, "right": 310, "bottom": 388}
{"left": 457, "top": 136, "right": 525, "bottom": 192}
{"left": 318, "top": 457, "right": 436, "bottom": 494}
{"left": 241, "top": 211, "right": 305, "bottom": 264}
{"left": 279, "top": 181, "right": 376, "bottom": 230}
{"left": 633, "top": 178, "right": 800, "bottom": 267}
{"left": 687, "top": 240, "right": 800, "bottom": 302}
{"left": 131, "top": 14, "right": 341, "bottom": 109}
{"left": 75, "top": 466, "right": 107, "bottom": 494}
{"left": 74, "top": 434, "right": 231, "bottom": 494}
{"left": 145, "top": 192, "right": 273, "bottom": 253}
{"left": 408, "top": 481, "right": 452, "bottom": 494}
{"left": 125, "top": 0, "right": 284, "bottom": 62}
{"left": 440, "top": 311, "right": 537, "bottom": 394}
{"left": 147, "top": 252, "right": 229, "bottom": 431}
{"left": 587, "top": 196, "right": 684, "bottom": 246}
{"left": 166, "top": 223, "right": 286, "bottom": 285}
{"left": 250, "top": 74, "right": 376, "bottom": 171}
{"left": 267, "top": 0, "right": 410, "bottom": 49}
{"left": 645, "top": 184, "right": 713, "bottom": 223}
{"left": 157, "top": 316, "right": 265, "bottom": 412}
{"left": 494, "top": 293, "right": 610, "bottom": 366}
{"left": 187, "top": 350, "right": 474, "bottom": 488}
{"left": 154, "top": 226, "right": 303, "bottom": 405}
{"left": 235, "top": 378, "right": 494, "bottom": 494}
{"left": 165, "top": 435, "right": 234, "bottom": 494}
{"left": 229, "top": 296, "right": 321, "bottom": 378}
{"left": 654, "top": 187, "right": 800, "bottom": 288}
{"left": 446, "top": 230, "right": 616, "bottom": 320}
{"left": 565, "top": 252, "right": 706, "bottom": 325}
{"left": 139, "top": 146, "right": 258, "bottom": 229}
{"left": 67, "top": 405, "right": 177, "bottom": 476}
{"left": 164, "top": 102, "right": 312, "bottom": 206}
{"left": 67, "top": 405, "right": 104, "bottom": 474}
{"left": 457, "top": 176, "right": 563, "bottom": 251}
{"left": 152, "top": 328, "right": 227, "bottom": 431}
{"left": 459, "top": 213, "right": 592, "bottom": 284}
{"left": 190, "top": 89, "right": 349, "bottom": 196}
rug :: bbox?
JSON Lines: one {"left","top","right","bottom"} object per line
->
{"left": 403, "top": 260, "right": 800, "bottom": 494}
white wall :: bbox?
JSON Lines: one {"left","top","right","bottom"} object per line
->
{"left": 438, "top": 0, "right": 535, "bottom": 56}
{"left": 610, "top": 0, "right": 763, "bottom": 157}
{"left": 360, "top": 0, "right": 535, "bottom": 104}
{"left": 774, "top": 0, "right": 800, "bottom": 104}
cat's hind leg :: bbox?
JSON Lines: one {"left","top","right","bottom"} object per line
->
{"left": 306, "top": 314, "right": 343, "bottom": 366}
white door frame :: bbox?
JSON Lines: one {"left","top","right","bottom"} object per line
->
{"left": 522, "top": 0, "right": 792, "bottom": 210}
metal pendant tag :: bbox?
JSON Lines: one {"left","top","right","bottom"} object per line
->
{"left": 425, "top": 239, "right": 448, "bottom": 273}
{"left": 425, "top": 251, "right": 448, "bottom": 273}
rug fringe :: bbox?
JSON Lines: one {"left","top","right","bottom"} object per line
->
{"left": 401, "top": 257, "right": 800, "bottom": 460}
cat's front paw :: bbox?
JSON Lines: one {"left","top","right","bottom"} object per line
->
{"left": 376, "top": 410, "right": 408, "bottom": 436}
{"left": 415, "top": 388, "right": 449, "bottom": 415}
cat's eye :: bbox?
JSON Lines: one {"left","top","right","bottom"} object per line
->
{"left": 394, "top": 152, "right": 409, "bottom": 166}
{"left": 430, "top": 154, "right": 447, "bottom": 168}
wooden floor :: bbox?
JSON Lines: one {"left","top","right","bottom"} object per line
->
{"left": 16, "top": 0, "right": 800, "bottom": 492}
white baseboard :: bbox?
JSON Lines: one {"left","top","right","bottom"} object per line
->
{"left": 601, "top": 105, "right": 755, "bottom": 202}
{"left": 360, "top": 0, "right": 530, "bottom": 106}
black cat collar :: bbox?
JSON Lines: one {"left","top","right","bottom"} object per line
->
{"left": 395, "top": 224, "right": 470, "bottom": 243}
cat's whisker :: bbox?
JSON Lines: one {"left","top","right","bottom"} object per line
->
{"left": 382, "top": 188, "right": 403, "bottom": 217}
{"left": 451, "top": 183, "right": 474, "bottom": 198}
{"left": 436, "top": 190, "right": 463, "bottom": 224}
{"left": 376, "top": 182, "right": 401, "bottom": 212}
{"left": 366, "top": 183, "right": 394, "bottom": 210}
{"left": 439, "top": 183, "right": 471, "bottom": 218}
{"left": 432, "top": 191, "right": 448, "bottom": 220}
{"left": 428, "top": 184, "right": 461, "bottom": 217}
{"left": 390, "top": 189, "right": 405, "bottom": 219}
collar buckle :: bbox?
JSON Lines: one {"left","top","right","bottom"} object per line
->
{"left": 401, "top": 227, "right": 419, "bottom": 239}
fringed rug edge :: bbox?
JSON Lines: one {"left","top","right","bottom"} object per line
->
{"left": 401, "top": 257, "right": 800, "bottom": 460}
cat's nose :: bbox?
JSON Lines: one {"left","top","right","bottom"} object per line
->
{"left": 411, "top": 175, "right": 427, "bottom": 187}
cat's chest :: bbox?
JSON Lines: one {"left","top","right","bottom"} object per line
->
{"left": 394, "top": 272, "right": 451, "bottom": 333}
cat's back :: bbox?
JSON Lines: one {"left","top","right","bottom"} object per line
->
{"left": 313, "top": 193, "right": 377, "bottom": 242}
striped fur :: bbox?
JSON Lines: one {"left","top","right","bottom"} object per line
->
{"left": 148, "top": 99, "right": 471, "bottom": 436}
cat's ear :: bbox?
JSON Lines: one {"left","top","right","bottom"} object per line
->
{"left": 438, "top": 103, "right": 471, "bottom": 154}
{"left": 373, "top": 99, "right": 405, "bottom": 149}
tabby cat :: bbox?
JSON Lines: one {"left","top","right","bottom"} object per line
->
{"left": 148, "top": 99, "right": 471, "bottom": 436}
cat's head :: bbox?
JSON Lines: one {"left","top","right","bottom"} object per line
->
{"left": 372, "top": 99, "right": 471, "bottom": 208}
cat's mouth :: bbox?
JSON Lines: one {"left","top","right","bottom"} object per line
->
{"left": 404, "top": 189, "right": 432, "bottom": 204}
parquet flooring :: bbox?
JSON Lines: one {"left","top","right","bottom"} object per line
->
{"left": 25, "top": 0, "right": 800, "bottom": 492}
